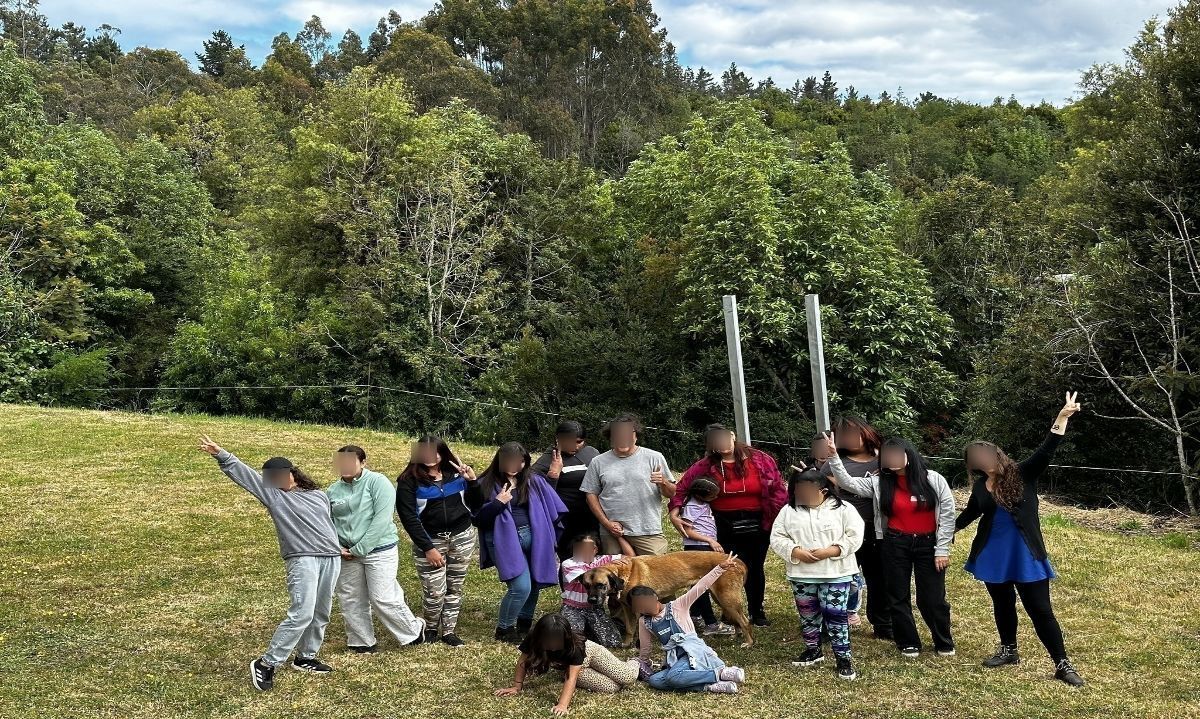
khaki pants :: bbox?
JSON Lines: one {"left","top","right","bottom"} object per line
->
{"left": 598, "top": 526, "right": 669, "bottom": 556}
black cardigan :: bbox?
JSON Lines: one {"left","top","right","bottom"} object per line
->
{"left": 955, "top": 432, "right": 1063, "bottom": 563}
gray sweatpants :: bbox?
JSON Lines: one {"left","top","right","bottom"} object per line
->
{"left": 337, "top": 546, "right": 425, "bottom": 646}
{"left": 263, "top": 555, "right": 341, "bottom": 667}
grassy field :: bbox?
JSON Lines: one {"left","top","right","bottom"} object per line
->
{"left": 1, "top": 404, "right": 1198, "bottom": 719}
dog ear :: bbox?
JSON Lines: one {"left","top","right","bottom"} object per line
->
{"left": 609, "top": 575, "right": 625, "bottom": 592}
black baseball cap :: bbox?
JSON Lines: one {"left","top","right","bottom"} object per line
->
{"left": 262, "top": 457, "right": 295, "bottom": 473}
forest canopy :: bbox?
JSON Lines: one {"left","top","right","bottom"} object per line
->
{"left": 2, "top": 0, "right": 1198, "bottom": 513}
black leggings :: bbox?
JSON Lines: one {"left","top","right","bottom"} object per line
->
{"left": 984, "top": 579, "right": 1067, "bottom": 661}
{"left": 684, "top": 545, "right": 719, "bottom": 625}
{"left": 715, "top": 513, "right": 770, "bottom": 617}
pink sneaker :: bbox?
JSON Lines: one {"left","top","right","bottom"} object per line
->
{"left": 706, "top": 681, "right": 739, "bottom": 694}
{"left": 718, "top": 666, "right": 746, "bottom": 683}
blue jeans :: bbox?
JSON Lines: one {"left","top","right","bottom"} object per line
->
{"left": 485, "top": 525, "right": 541, "bottom": 629}
{"left": 647, "top": 656, "right": 719, "bottom": 692}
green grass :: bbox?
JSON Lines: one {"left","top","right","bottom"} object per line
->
{"left": 1, "top": 404, "right": 1198, "bottom": 719}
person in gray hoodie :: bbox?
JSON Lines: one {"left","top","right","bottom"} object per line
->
{"left": 822, "top": 432, "right": 957, "bottom": 659}
{"left": 199, "top": 435, "right": 342, "bottom": 692}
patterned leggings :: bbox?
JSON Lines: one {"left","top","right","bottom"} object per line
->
{"left": 574, "top": 641, "right": 640, "bottom": 693}
{"left": 790, "top": 579, "right": 853, "bottom": 658}
{"left": 561, "top": 606, "right": 624, "bottom": 648}
{"left": 412, "top": 526, "right": 477, "bottom": 635}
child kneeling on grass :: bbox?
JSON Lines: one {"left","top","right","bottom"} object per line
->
{"left": 198, "top": 435, "right": 342, "bottom": 692}
{"left": 560, "top": 533, "right": 632, "bottom": 647}
{"left": 770, "top": 466, "right": 865, "bottom": 681}
{"left": 630, "top": 554, "right": 748, "bottom": 694}
{"left": 495, "top": 614, "right": 640, "bottom": 715}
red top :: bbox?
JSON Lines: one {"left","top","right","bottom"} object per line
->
{"left": 887, "top": 473, "right": 937, "bottom": 534}
{"left": 710, "top": 459, "right": 764, "bottom": 513}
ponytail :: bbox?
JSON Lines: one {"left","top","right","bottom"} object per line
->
{"left": 291, "top": 466, "right": 319, "bottom": 491}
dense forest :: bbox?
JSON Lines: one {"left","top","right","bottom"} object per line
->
{"left": 1, "top": 0, "right": 1198, "bottom": 513}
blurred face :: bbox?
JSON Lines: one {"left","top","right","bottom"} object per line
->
{"left": 810, "top": 438, "right": 832, "bottom": 466}
{"left": 412, "top": 442, "right": 441, "bottom": 469}
{"left": 542, "top": 631, "right": 565, "bottom": 652}
{"left": 632, "top": 594, "right": 661, "bottom": 617}
{"left": 707, "top": 430, "right": 735, "bottom": 456}
{"left": 609, "top": 423, "right": 638, "bottom": 454}
{"left": 966, "top": 445, "right": 999, "bottom": 474}
{"left": 793, "top": 480, "right": 825, "bottom": 508}
{"left": 334, "top": 451, "right": 364, "bottom": 479}
{"left": 500, "top": 452, "right": 526, "bottom": 477}
{"left": 555, "top": 434, "right": 584, "bottom": 455}
{"left": 264, "top": 469, "right": 294, "bottom": 490}
{"left": 573, "top": 538, "right": 598, "bottom": 561}
{"left": 881, "top": 446, "right": 908, "bottom": 472}
{"left": 835, "top": 426, "right": 865, "bottom": 453}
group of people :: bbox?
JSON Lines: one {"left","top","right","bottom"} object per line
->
{"left": 200, "top": 391, "right": 1087, "bottom": 713}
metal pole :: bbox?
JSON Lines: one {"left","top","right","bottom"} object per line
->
{"left": 722, "top": 295, "right": 752, "bottom": 444}
{"left": 805, "top": 294, "right": 830, "bottom": 432}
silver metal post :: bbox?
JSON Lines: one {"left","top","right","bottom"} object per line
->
{"left": 805, "top": 294, "right": 830, "bottom": 432}
{"left": 722, "top": 295, "right": 752, "bottom": 444}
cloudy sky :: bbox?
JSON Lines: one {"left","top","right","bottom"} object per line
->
{"left": 40, "top": 0, "right": 1178, "bottom": 104}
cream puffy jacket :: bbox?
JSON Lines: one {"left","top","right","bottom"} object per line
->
{"left": 769, "top": 498, "right": 865, "bottom": 580}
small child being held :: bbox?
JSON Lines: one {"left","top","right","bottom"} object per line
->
{"left": 630, "top": 554, "right": 748, "bottom": 694}
{"left": 672, "top": 477, "right": 735, "bottom": 636}
{"left": 560, "top": 533, "right": 631, "bottom": 647}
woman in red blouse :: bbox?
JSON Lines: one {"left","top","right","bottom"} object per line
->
{"left": 670, "top": 424, "right": 788, "bottom": 626}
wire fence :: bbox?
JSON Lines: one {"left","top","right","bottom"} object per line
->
{"left": 78, "top": 381, "right": 1198, "bottom": 481}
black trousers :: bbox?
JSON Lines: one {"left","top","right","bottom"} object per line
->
{"left": 857, "top": 528, "right": 891, "bottom": 632}
{"left": 984, "top": 579, "right": 1067, "bottom": 661}
{"left": 714, "top": 511, "right": 770, "bottom": 618}
{"left": 880, "top": 530, "right": 954, "bottom": 651}
{"left": 684, "top": 545, "right": 719, "bottom": 625}
{"left": 556, "top": 506, "right": 600, "bottom": 562}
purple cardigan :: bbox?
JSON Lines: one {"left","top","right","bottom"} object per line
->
{"left": 476, "top": 473, "right": 567, "bottom": 585}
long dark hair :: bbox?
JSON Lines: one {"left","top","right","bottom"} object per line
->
{"left": 397, "top": 434, "right": 460, "bottom": 485}
{"left": 833, "top": 415, "right": 882, "bottom": 458}
{"left": 786, "top": 466, "right": 842, "bottom": 508}
{"left": 877, "top": 437, "right": 936, "bottom": 516}
{"left": 703, "top": 423, "right": 754, "bottom": 477}
{"left": 291, "top": 466, "right": 319, "bottom": 491}
{"left": 522, "top": 614, "right": 585, "bottom": 675}
{"left": 964, "top": 440, "right": 1023, "bottom": 509}
{"left": 479, "top": 441, "right": 534, "bottom": 505}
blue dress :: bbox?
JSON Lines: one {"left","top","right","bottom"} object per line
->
{"left": 964, "top": 505, "right": 1056, "bottom": 584}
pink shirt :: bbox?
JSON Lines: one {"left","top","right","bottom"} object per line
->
{"left": 560, "top": 554, "right": 621, "bottom": 608}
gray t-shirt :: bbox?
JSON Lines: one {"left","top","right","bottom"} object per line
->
{"left": 580, "top": 447, "right": 675, "bottom": 536}
{"left": 215, "top": 450, "right": 342, "bottom": 560}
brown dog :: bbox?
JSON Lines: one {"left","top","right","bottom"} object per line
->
{"left": 579, "top": 551, "right": 754, "bottom": 647}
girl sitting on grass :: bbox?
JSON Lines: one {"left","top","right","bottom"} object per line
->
{"left": 198, "top": 435, "right": 342, "bottom": 692}
{"left": 495, "top": 613, "right": 640, "bottom": 715}
{"left": 770, "top": 466, "right": 864, "bottom": 681}
{"left": 559, "top": 533, "right": 632, "bottom": 647}
{"left": 630, "top": 554, "right": 748, "bottom": 694}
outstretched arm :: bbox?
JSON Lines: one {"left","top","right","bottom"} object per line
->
{"left": 199, "top": 435, "right": 271, "bottom": 505}
{"left": 1020, "top": 392, "right": 1081, "bottom": 478}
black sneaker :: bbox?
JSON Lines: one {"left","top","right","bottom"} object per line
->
{"left": 750, "top": 613, "right": 772, "bottom": 627}
{"left": 423, "top": 629, "right": 439, "bottom": 644}
{"left": 791, "top": 647, "right": 824, "bottom": 667}
{"left": 495, "top": 626, "right": 522, "bottom": 645}
{"left": 835, "top": 656, "right": 857, "bottom": 681}
{"left": 441, "top": 633, "right": 466, "bottom": 648}
{"left": 292, "top": 657, "right": 332, "bottom": 674}
{"left": 983, "top": 644, "right": 1020, "bottom": 668}
{"left": 249, "top": 658, "right": 275, "bottom": 691}
{"left": 347, "top": 644, "right": 377, "bottom": 654}
{"left": 1054, "top": 658, "right": 1085, "bottom": 687}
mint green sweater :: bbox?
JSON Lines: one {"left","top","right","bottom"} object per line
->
{"left": 326, "top": 468, "right": 399, "bottom": 557}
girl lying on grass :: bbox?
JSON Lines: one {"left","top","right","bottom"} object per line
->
{"left": 198, "top": 435, "right": 342, "bottom": 692}
{"left": 495, "top": 613, "right": 641, "bottom": 715}
{"left": 630, "top": 554, "right": 748, "bottom": 694}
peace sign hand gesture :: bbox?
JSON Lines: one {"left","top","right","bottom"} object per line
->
{"left": 451, "top": 460, "right": 477, "bottom": 482}
{"left": 496, "top": 482, "right": 514, "bottom": 504}
{"left": 819, "top": 430, "right": 837, "bottom": 457}
{"left": 1059, "top": 391, "right": 1082, "bottom": 418}
{"left": 198, "top": 435, "right": 222, "bottom": 456}
{"left": 719, "top": 552, "right": 740, "bottom": 571}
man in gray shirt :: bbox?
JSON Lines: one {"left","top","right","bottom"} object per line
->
{"left": 581, "top": 414, "right": 676, "bottom": 555}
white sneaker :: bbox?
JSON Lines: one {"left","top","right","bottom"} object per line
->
{"left": 704, "top": 622, "right": 737, "bottom": 636}
{"left": 706, "top": 680, "right": 739, "bottom": 694}
{"left": 900, "top": 646, "right": 921, "bottom": 658}
{"left": 718, "top": 666, "right": 746, "bottom": 683}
